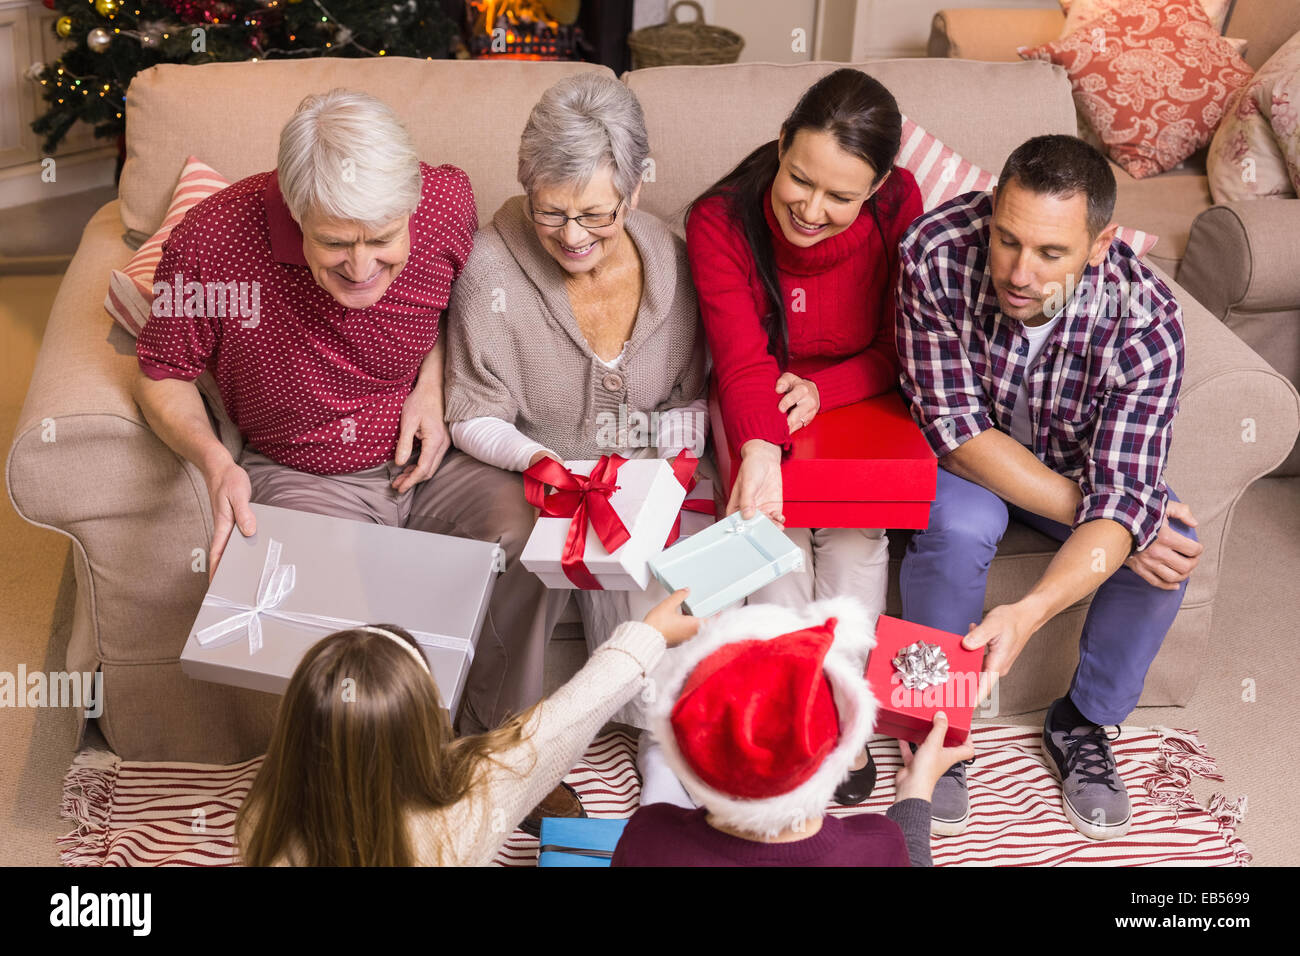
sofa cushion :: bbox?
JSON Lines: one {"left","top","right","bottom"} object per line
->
{"left": 120, "top": 58, "right": 612, "bottom": 237}
{"left": 1020, "top": 0, "right": 1254, "bottom": 179}
{"left": 1223, "top": 0, "right": 1300, "bottom": 71}
{"left": 105, "top": 156, "right": 231, "bottom": 337}
{"left": 1112, "top": 161, "right": 1212, "bottom": 274}
{"left": 626, "top": 58, "right": 1076, "bottom": 231}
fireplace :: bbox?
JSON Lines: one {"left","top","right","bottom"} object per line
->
{"left": 464, "top": 1, "right": 583, "bottom": 60}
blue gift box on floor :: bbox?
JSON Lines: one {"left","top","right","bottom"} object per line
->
{"left": 537, "top": 818, "right": 629, "bottom": 867}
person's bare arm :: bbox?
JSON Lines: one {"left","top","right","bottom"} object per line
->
{"left": 133, "top": 371, "right": 255, "bottom": 578}
{"left": 963, "top": 517, "right": 1133, "bottom": 682}
{"left": 940, "top": 427, "right": 1084, "bottom": 527}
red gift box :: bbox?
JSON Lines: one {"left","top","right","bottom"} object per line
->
{"left": 709, "top": 383, "right": 937, "bottom": 529}
{"left": 865, "top": 615, "right": 986, "bottom": 747}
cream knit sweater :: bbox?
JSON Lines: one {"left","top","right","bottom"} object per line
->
{"left": 443, "top": 196, "right": 706, "bottom": 461}
{"left": 255, "top": 621, "right": 666, "bottom": 867}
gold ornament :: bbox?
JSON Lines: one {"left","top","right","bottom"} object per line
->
{"left": 56, "top": 16, "right": 73, "bottom": 38}
{"left": 95, "top": 0, "right": 121, "bottom": 16}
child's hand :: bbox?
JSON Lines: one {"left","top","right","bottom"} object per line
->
{"left": 643, "top": 589, "right": 700, "bottom": 648}
{"left": 894, "top": 712, "right": 976, "bottom": 803}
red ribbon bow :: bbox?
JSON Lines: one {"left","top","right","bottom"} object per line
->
{"left": 524, "top": 455, "right": 631, "bottom": 590}
{"left": 664, "top": 450, "right": 717, "bottom": 547}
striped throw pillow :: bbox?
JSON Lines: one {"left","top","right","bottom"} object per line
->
{"left": 897, "top": 115, "right": 1159, "bottom": 258}
{"left": 105, "top": 156, "right": 231, "bottom": 337}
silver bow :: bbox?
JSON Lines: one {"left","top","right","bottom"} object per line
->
{"left": 891, "top": 640, "right": 950, "bottom": 690}
{"left": 195, "top": 537, "right": 474, "bottom": 660}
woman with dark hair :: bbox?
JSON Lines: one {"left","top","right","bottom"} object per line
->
{"left": 685, "top": 68, "right": 923, "bottom": 805}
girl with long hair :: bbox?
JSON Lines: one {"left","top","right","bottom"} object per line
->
{"left": 236, "top": 591, "right": 697, "bottom": 866}
{"left": 685, "top": 68, "right": 924, "bottom": 806}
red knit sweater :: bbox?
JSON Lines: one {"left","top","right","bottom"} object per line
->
{"left": 686, "top": 168, "right": 923, "bottom": 450}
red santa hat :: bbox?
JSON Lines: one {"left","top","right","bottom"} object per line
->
{"left": 649, "top": 597, "right": 878, "bottom": 838}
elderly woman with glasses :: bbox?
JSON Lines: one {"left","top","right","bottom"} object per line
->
{"left": 444, "top": 71, "right": 707, "bottom": 772}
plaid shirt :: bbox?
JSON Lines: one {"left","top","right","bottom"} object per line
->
{"left": 896, "top": 191, "right": 1184, "bottom": 552}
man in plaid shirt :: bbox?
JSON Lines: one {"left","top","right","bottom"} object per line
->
{"left": 896, "top": 136, "right": 1202, "bottom": 841}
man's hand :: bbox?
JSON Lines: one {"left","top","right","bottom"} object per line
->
{"left": 1124, "top": 500, "right": 1201, "bottom": 590}
{"left": 205, "top": 459, "right": 256, "bottom": 582}
{"left": 392, "top": 386, "right": 450, "bottom": 493}
{"left": 643, "top": 588, "right": 701, "bottom": 648}
{"left": 962, "top": 602, "right": 1037, "bottom": 686}
{"left": 728, "top": 440, "right": 784, "bottom": 525}
{"left": 776, "top": 372, "right": 820, "bottom": 435}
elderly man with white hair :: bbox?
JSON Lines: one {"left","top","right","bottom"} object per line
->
{"left": 133, "top": 90, "right": 554, "bottom": 749}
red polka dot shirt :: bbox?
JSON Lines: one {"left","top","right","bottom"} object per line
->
{"left": 136, "top": 162, "right": 477, "bottom": 475}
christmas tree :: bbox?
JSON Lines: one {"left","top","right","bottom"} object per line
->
{"left": 33, "top": 0, "right": 460, "bottom": 155}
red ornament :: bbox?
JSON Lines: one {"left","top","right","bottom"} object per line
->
{"left": 43, "top": 0, "right": 55, "bottom": 9}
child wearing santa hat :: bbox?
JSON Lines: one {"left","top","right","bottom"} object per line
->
{"left": 613, "top": 597, "right": 975, "bottom": 866}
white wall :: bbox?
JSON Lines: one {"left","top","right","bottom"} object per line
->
{"left": 634, "top": 0, "right": 1061, "bottom": 63}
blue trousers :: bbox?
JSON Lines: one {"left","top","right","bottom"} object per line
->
{"left": 899, "top": 468, "right": 1195, "bottom": 725}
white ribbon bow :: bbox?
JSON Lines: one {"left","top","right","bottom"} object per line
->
{"left": 195, "top": 537, "right": 475, "bottom": 661}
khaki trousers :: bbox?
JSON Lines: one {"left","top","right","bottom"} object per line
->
{"left": 237, "top": 446, "right": 569, "bottom": 734}
{"left": 747, "top": 526, "right": 890, "bottom": 615}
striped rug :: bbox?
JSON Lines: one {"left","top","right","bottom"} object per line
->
{"left": 58, "top": 724, "right": 1249, "bottom": 867}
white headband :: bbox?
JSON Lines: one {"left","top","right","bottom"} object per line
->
{"left": 359, "top": 626, "right": 431, "bottom": 676}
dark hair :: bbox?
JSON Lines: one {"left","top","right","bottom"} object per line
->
{"left": 996, "top": 134, "right": 1117, "bottom": 237}
{"left": 686, "top": 68, "right": 905, "bottom": 367}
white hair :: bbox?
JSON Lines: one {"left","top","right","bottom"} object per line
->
{"left": 277, "top": 88, "right": 422, "bottom": 228}
{"left": 517, "top": 72, "right": 649, "bottom": 200}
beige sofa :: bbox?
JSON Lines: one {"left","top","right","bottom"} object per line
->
{"left": 6, "top": 56, "right": 1298, "bottom": 762}
{"left": 928, "top": 0, "right": 1300, "bottom": 474}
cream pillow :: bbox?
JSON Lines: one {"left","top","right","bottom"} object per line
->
{"left": 1208, "top": 30, "right": 1300, "bottom": 202}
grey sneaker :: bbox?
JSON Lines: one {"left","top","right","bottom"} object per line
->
{"left": 911, "top": 742, "right": 971, "bottom": 836}
{"left": 1042, "top": 698, "right": 1132, "bottom": 840}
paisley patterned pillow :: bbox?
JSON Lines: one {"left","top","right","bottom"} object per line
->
{"left": 1020, "top": 0, "right": 1254, "bottom": 179}
{"left": 1057, "top": 0, "right": 1233, "bottom": 36}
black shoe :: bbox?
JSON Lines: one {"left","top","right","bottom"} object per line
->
{"left": 520, "top": 781, "right": 587, "bottom": 838}
{"left": 833, "top": 748, "right": 877, "bottom": 806}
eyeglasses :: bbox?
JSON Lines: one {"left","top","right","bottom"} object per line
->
{"left": 527, "top": 197, "right": 625, "bottom": 230}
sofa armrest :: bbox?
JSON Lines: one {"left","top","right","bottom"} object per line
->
{"left": 1178, "top": 200, "right": 1300, "bottom": 317}
{"left": 1155, "top": 265, "right": 1300, "bottom": 556}
{"left": 928, "top": 8, "right": 1067, "bottom": 60}
{"left": 5, "top": 200, "right": 236, "bottom": 668}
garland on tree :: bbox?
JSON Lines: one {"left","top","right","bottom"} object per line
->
{"left": 32, "top": 0, "right": 460, "bottom": 154}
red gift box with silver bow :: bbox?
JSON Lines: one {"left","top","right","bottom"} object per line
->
{"left": 865, "top": 614, "right": 986, "bottom": 747}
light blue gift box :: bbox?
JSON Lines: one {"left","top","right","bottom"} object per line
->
{"left": 648, "top": 512, "right": 805, "bottom": 617}
{"left": 537, "top": 818, "right": 628, "bottom": 867}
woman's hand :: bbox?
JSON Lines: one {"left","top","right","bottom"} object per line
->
{"left": 776, "top": 372, "right": 820, "bottom": 435}
{"left": 727, "top": 440, "right": 784, "bottom": 525}
{"left": 894, "top": 712, "right": 977, "bottom": 803}
{"left": 643, "top": 589, "right": 701, "bottom": 648}
{"left": 527, "top": 449, "right": 561, "bottom": 468}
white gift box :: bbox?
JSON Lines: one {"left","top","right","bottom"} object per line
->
{"left": 521, "top": 458, "right": 687, "bottom": 591}
{"left": 180, "top": 503, "right": 503, "bottom": 714}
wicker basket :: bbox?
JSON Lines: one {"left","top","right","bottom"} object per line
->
{"left": 627, "top": 1, "right": 745, "bottom": 69}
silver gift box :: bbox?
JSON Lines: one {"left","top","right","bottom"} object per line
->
{"left": 180, "top": 503, "right": 503, "bottom": 713}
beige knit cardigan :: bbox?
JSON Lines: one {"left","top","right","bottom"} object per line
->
{"left": 443, "top": 195, "right": 706, "bottom": 461}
